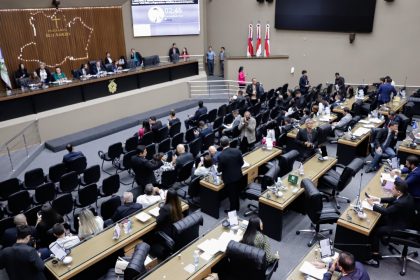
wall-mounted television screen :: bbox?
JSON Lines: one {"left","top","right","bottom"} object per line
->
{"left": 131, "top": 0, "right": 200, "bottom": 37}
{"left": 275, "top": 0, "right": 377, "bottom": 33}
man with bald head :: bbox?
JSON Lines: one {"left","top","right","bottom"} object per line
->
{"left": 2, "top": 214, "right": 36, "bottom": 248}
{"left": 208, "top": 145, "right": 221, "bottom": 164}
{"left": 111, "top": 192, "right": 142, "bottom": 222}
{"left": 175, "top": 144, "right": 194, "bottom": 173}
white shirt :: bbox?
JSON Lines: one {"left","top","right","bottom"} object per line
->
{"left": 39, "top": 69, "right": 47, "bottom": 81}
{"left": 136, "top": 190, "right": 165, "bottom": 208}
{"left": 50, "top": 235, "right": 80, "bottom": 250}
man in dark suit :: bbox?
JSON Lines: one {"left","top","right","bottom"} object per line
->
{"left": 111, "top": 192, "right": 142, "bottom": 222}
{"left": 131, "top": 145, "right": 163, "bottom": 190}
{"left": 0, "top": 225, "right": 46, "bottom": 280}
{"left": 184, "top": 100, "right": 208, "bottom": 129}
{"left": 130, "top": 48, "right": 143, "bottom": 67}
{"left": 194, "top": 121, "right": 213, "bottom": 141}
{"left": 91, "top": 61, "right": 106, "bottom": 75}
{"left": 400, "top": 155, "right": 420, "bottom": 197}
{"left": 77, "top": 63, "right": 91, "bottom": 78}
{"left": 366, "top": 179, "right": 415, "bottom": 266}
{"left": 174, "top": 144, "right": 194, "bottom": 174}
{"left": 299, "top": 70, "right": 310, "bottom": 95}
{"left": 218, "top": 136, "right": 244, "bottom": 211}
{"left": 62, "top": 143, "right": 85, "bottom": 165}
{"left": 149, "top": 116, "right": 163, "bottom": 133}
{"left": 295, "top": 118, "right": 319, "bottom": 162}
{"left": 320, "top": 252, "right": 370, "bottom": 280}
{"left": 384, "top": 110, "right": 402, "bottom": 127}
{"left": 365, "top": 121, "right": 398, "bottom": 173}
{"left": 245, "top": 78, "right": 264, "bottom": 105}
{"left": 334, "top": 72, "right": 346, "bottom": 94}
{"left": 2, "top": 214, "right": 36, "bottom": 248}
{"left": 168, "top": 43, "right": 180, "bottom": 62}
{"left": 377, "top": 76, "right": 397, "bottom": 105}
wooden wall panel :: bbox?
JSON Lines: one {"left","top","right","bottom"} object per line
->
{"left": 0, "top": 6, "right": 126, "bottom": 89}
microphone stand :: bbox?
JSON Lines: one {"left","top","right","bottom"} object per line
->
{"left": 353, "top": 170, "right": 364, "bottom": 214}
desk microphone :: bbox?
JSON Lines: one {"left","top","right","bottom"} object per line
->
{"left": 353, "top": 170, "right": 364, "bottom": 214}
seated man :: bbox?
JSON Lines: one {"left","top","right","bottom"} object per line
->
{"left": 330, "top": 107, "right": 352, "bottom": 141}
{"left": 62, "top": 144, "right": 85, "bottom": 165}
{"left": 91, "top": 60, "right": 105, "bottom": 75}
{"left": 365, "top": 121, "right": 398, "bottom": 173}
{"left": 222, "top": 109, "right": 241, "bottom": 136}
{"left": 131, "top": 145, "right": 163, "bottom": 189}
{"left": 295, "top": 118, "right": 319, "bottom": 162}
{"left": 400, "top": 155, "right": 420, "bottom": 197}
{"left": 112, "top": 192, "right": 142, "bottom": 222}
{"left": 149, "top": 116, "right": 163, "bottom": 133}
{"left": 2, "top": 214, "right": 36, "bottom": 248}
{"left": 208, "top": 145, "right": 221, "bottom": 164}
{"left": 136, "top": 184, "right": 166, "bottom": 208}
{"left": 49, "top": 223, "right": 80, "bottom": 250}
{"left": 384, "top": 110, "right": 401, "bottom": 127}
{"left": 167, "top": 110, "right": 180, "bottom": 127}
{"left": 366, "top": 178, "right": 415, "bottom": 266}
{"left": 194, "top": 121, "right": 213, "bottom": 140}
{"left": 184, "top": 100, "right": 207, "bottom": 129}
{"left": 174, "top": 144, "right": 194, "bottom": 173}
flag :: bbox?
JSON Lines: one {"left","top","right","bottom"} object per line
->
{"left": 264, "top": 24, "right": 270, "bottom": 57}
{"left": 247, "top": 24, "right": 254, "bottom": 57}
{"left": 255, "top": 23, "right": 262, "bottom": 57}
{"left": 0, "top": 48, "right": 12, "bottom": 89}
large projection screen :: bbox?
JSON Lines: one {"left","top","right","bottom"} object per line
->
{"left": 132, "top": 0, "right": 200, "bottom": 37}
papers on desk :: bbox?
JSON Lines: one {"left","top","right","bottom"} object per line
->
{"left": 148, "top": 207, "right": 160, "bottom": 217}
{"left": 381, "top": 172, "right": 397, "bottom": 183}
{"left": 319, "top": 115, "right": 333, "bottom": 122}
{"left": 135, "top": 212, "right": 152, "bottom": 223}
{"left": 362, "top": 199, "right": 381, "bottom": 211}
{"left": 228, "top": 210, "right": 239, "bottom": 226}
{"left": 370, "top": 118, "right": 383, "bottom": 124}
{"left": 299, "top": 261, "right": 327, "bottom": 280}
{"left": 363, "top": 124, "right": 375, "bottom": 128}
{"left": 359, "top": 119, "right": 370, "bottom": 124}
{"left": 242, "top": 161, "right": 250, "bottom": 169}
{"left": 352, "top": 127, "right": 370, "bottom": 137}
{"left": 197, "top": 231, "right": 243, "bottom": 258}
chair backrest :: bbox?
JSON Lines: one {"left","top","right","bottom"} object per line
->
{"left": 8, "top": 190, "right": 31, "bottom": 214}
{"left": 261, "top": 163, "right": 280, "bottom": 192}
{"left": 207, "top": 108, "right": 218, "bottom": 123}
{"left": 59, "top": 171, "right": 79, "bottom": 192}
{"left": 52, "top": 193, "right": 74, "bottom": 216}
{"left": 145, "top": 143, "right": 156, "bottom": 160}
{"left": 48, "top": 162, "right": 67, "bottom": 183}
{"left": 0, "top": 217, "right": 14, "bottom": 238}
{"left": 223, "top": 113, "right": 233, "bottom": 125}
{"left": 188, "top": 175, "right": 202, "bottom": 198}
{"left": 213, "top": 117, "right": 223, "bottom": 130}
{"left": 124, "top": 242, "right": 151, "bottom": 280}
{"left": 225, "top": 241, "right": 267, "bottom": 280}
{"left": 66, "top": 156, "right": 87, "bottom": 175}
{"left": 398, "top": 114, "right": 410, "bottom": 140}
{"left": 301, "top": 178, "right": 323, "bottom": 224}
{"left": 198, "top": 113, "right": 208, "bottom": 123}
{"left": 158, "top": 138, "right": 171, "bottom": 154}
{"left": 188, "top": 138, "right": 202, "bottom": 157}
{"left": 155, "top": 126, "right": 169, "bottom": 143}
{"left": 161, "top": 169, "right": 177, "bottom": 189}
{"left": 169, "top": 122, "right": 181, "bottom": 137}
{"left": 177, "top": 160, "right": 195, "bottom": 182}
{"left": 125, "top": 136, "right": 139, "bottom": 153}
{"left": 77, "top": 184, "right": 98, "bottom": 207}
{"left": 122, "top": 150, "right": 137, "bottom": 170}
{"left": 185, "top": 128, "right": 196, "bottom": 143}
{"left": 217, "top": 104, "right": 227, "bottom": 117}
{"left": 317, "top": 124, "right": 332, "bottom": 145}
{"left": 108, "top": 142, "right": 123, "bottom": 160}
{"left": 24, "top": 168, "right": 45, "bottom": 189}
{"left": 101, "top": 174, "right": 120, "bottom": 196}
{"left": 202, "top": 132, "right": 215, "bottom": 151}
{"left": 0, "top": 178, "right": 21, "bottom": 200}
{"left": 24, "top": 205, "right": 42, "bottom": 226}
{"left": 140, "top": 131, "right": 154, "bottom": 146}
{"left": 171, "top": 132, "right": 184, "bottom": 149}
{"left": 34, "top": 182, "right": 56, "bottom": 204}
{"left": 101, "top": 195, "right": 121, "bottom": 221}
{"left": 172, "top": 212, "right": 203, "bottom": 250}
{"left": 82, "top": 165, "right": 101, "bottom": 185}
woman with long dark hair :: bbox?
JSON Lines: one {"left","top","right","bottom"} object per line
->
{"left": 241, "top": 216, "right": 279, "bottom": 263}
{"left": 156, "top": 189, "right": 183, "bottom": 235}
{"left": 35, "top": 204, "right": 64, "bottom": 248}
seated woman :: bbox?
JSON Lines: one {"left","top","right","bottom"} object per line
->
{"left": 118, "top": 56, "right": 127, "bottom": 69}
{"left": 156, "top": 189, "right": 183, "bottom": 236}
{"left": 194, "top": 155, "right": 215, "bottom": 177}
{"left": 29, "top": 71, "right": 42, "bottom": 87}
{"left": 138, "top": 119, "right": 151, "bottom": 140}
{"left": 78, "top": 208, "right": 104, "bottom": 240}
{"left": 153, "top": 153, "right": 175, "bottom": 185}
{"left": 14, "top": 63, "right": 29, "bottom": 87}
{"left": 241, "top": 216, "right": 279, "bottom": 264}
{"left": 52, "top": 67, "right": 67, "bottom": 81}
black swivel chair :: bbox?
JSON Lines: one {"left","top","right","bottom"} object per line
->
{"left": 223, "top": 241, "right": 278, "bottom": 280}
{"left": 24, "top": 205, "right": 42, "bottom": 227}
{"left": 79, "top": 165, "right": 101, "bottom": 187}
{"left": 23, "top": 168, "right": 46, "bottom": 190}
{"left": 46, "top": 162, "right": 67, "bottom": 184}
{"left": 169, "top": 122, "right": 181, "bottom": 138}
{"left": 160, "top": 169, "right": 177, "bottom": 190}
{"left": 296, "top": 179, "right": 340, "bottom": 247}
{"left": 145, "top": 143, "right": 156, "bottom": 160}
{"left": 113, "top": 150, "right": 137, "bottom": 185}
{"left": 151, "top": 212, "right": 203, "bottom": 260}
{"left": 66, "top": 156, "right": 87, "bottom": 175}
{"left": 318, "top": 158, "right": 364, "bottom": 209}
{"left": 176, "top": 160, "right": 194, "bottom": 187}
{"left": 0, "top": 178, "right": 21, "bottom": 201}
{"left": 397, "top": 114, "right": 410, "bottom": 141}
{"left": 177, "top": 175, "right": 201, "bottom": 207}
{"left": 243, "top": 163, "right": 280, "bottom": 216}
{"left": 278, "top": 149, "right": 299, "bottom": 177}
{"left": 154, "top": 126, "right": 169, "bottom": 144}
{"left": 98, "top": 142, "right": 123, "bottom": 175}
{"left": 98, "top": 174, "right": 120, "bottom": 198}
{"left": 74, "top": 183, "right": 98, "bottom": 214}
{"left": 171, "top": 132, "right": 184, "bottom": 150}
{"left": 185, "top": 128, "right": 196, "bottom": 143}
{"left": 382, "top": 229, "right": 420, "bottom": 276}
{"left": 57, "top": 171, "right": 79, "bottom": 193}
{"left": 201, "top": 132, "right": 215, "bottom": 151}
{"left": 158, "top": 138, "right": 171, "bottom": 154}
{"left": 5, "top": 190, "right": 31, "bottom": 216}
{"left": 52, "top": 193, "right": 73, "bottom": 219}
{"left": 140, "top": 131, "right": 154, "bottom": 146}
{"left": 188, "top": 138, "right": 202, "bottom": 158}
{"left": 317, "top": 124, "right": 332, "bottom": 146}
{"left": 100, "top": 195, "right": 121, "bottom": 222}
{"left": 208, "top": 108, "right": 218, "bottom": 123}
{"left": 32, "top": 182, "right": 56, "bottom": 205}
{"left": 123, "top": 136, "right": 139, "bottom": 154}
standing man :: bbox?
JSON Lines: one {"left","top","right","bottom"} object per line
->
{"left": 295, "top": 118, "right": 319, "bottom": 162}
{"left": 130, "top": 48, "right": 143, "bottom": 67}
{"left": 0, "top": 225, "right": 46, "bottom": 280}
{"left": 206, "top": 46, "right": 215, "bottom": 76}
{"left": 168, "top": 43, "right": 180, "bottom": 62}
{"left": 299, "top": 70, "right": 310, "bottom": 95}
{"left": 219, "top": 47, "right": 226, "bottom": 77}
{"left": 245, "top": 78, "right": 264, "bottom": 105}
{"left": 238, "top": 111, "right": 256, "bottom": 153}
{"left": 131, "top": 145, "right": 163, "bottom": 191}
{"left": 377, "top": 76, "right": 397, "bottom": 105}
{"left": 218, "top": 136, "right": 244, "bottom": 212}
{"left": 334, "top": 72, "right": 345, "bottom": 94}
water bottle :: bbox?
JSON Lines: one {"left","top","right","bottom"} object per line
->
{"left": 193, "top": 250, "right": 199, "bottom": 270}
{"left": 127, "top": 219, "right": 132, "bottom": 234}
{"left": 299, "top": 162, "right": 304, "bottom": 176}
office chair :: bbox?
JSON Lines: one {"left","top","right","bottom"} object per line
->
{"left": 171, "top": 132, "right": 184, "bottom": 150}
{"left": 296, "top": 179, "right": 340, "bottom": 247}
{"left": 223, "top": 113, "right": 234, "bottom": 125}
{"left": 73, "top": 183, "right": 98, "bottom": 215}
{"left": 123, "top": 136, "right": 138, "bottom": 154}
{"left": 23, "top": 168, "right": 46, "bottom": 190}
{"left": 160, "top": 169, "right": 177, "bottom": 190}
{"left": 98, "top": 174, "right": 120, "bottom": 199}
{"left": 382, "top": 229, "right": 420, "bottom": 276}
{"left": 24, "top": 205, "right": 42, "bottom": 227}
{"left": 140, "top": 131, "right": 154, "bottom": 146}
{"left": 79, "top": 165, "right": 101, "bottom": 187}
{"left": 318, "top": 158, "right": 364, "bottom": 209}
{"left": 66, "top": 156, "right": 87, "bottom": 175}
{"left": 150, "top": 212, "right": 203, "bottom": 260}
{"left": 52, "top": 193, "right": 73, "bottom": 219}
{"left": 397, "top": 114, "right": 410, "bottom": 140}
{"left": 113, "top": 150, "right": 136, "bottom": 185}
{"left": 4, "top": 190, "right": 31, "bottom": 216}
{"left": 169, "top": 122, "right": 181, "bottom": 137}
{"left": 176, "top": 160, "right": 195, "bottom": 187}
{"left": 145, "top": 143, "right": 156, "bottom": 160}
{"left": 278, "top": 149, "right": 299, "bottom": 177}
{"left": 45, "top": 162, "right": 67, "bottom": 184}
{"left": 201, "top": 132, "right": 215, "bottom": 151}
{"left": 207, "top": 108, "right": 218, "bottom": 123}
{"left": 100, "top": 195, "right": 121, "bottom": 222}
{"left": 154, "top": 126, "right": 169, "bottom": 143}
{"left": 32, "top": 182, "right": 55, "bottom": 205}
{"left": 56, "top": 171, "right": 79, "bottom": 193}
{"left": 158, "top": 138, "right": 171, "bottom": 154}
{"left": 243, "top": 162, "right": 280, "bottom": 216}
{"left": 317, "top": 124, "right": 332, "bottom": 146}
{"left": 0, "top": 178, "right": 22, "bottom": 201}
{"left": 185, "top": 128, "right": 196, "bottom": 143}
{"left": 223, "top": 241, "right": 278, "bottom": 280}
{"left": 188, "top": 138, "right": 202, "bottom": 158}
{"left": 177, "top": 175, "right": 201, "bottom": 207}
{"left": 217, "top": 104, "right": 227, "bottom": 117}
{"left": 98, "top": 142, "right": 123, "bottom": 175}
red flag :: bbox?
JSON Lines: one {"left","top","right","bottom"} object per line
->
{"left": 264, "top": 24, "right": 270, "bottom": 57}
{"left": 255, "top": 23, "right": 262, "bottom": 57}
{"left": 247, "top": 24, "right": 254, "bottom": 57}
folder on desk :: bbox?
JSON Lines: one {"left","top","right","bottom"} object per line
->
{"left": 299, "top": 261, "right": 327, "bottom": 279}
{"left": 148, "top": 207, "right": 160, "bottom": 217}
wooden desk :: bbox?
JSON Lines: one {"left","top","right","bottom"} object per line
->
{"left": 200, "top": 147, "right": 282, "bottom": 219}
{"left": 333, "top": 96, "right": 368, "bottom": 114}
{"left": 45, "top": 202, "right": 189, "bottom": 280}
{"left": 378, "top": 99, "right": 407, "bottom": 116}
{"left": 287, "top": 115, "right": 338, "bottom": 140}
{"left": 397, "top": 141, "right": 420, "bottom": 163}
{"left": 259, "top": 155, "right": 337, "bottom": 241}
{"left": 143, "top": 222, "right": 244, "bottom": 280}
{"left": 334, "top": 167, "right": 392, "bottom": 260}
{"left": 286, "top": 245, "right": 340, "bottom": 280}
{"left": 336, "top": 117, "right": 384, "bottom": 165}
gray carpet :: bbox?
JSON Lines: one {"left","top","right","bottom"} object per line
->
{"left": 2, "top": 102, "right": 419, "bottom": 280}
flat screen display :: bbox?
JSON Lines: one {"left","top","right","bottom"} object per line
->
{"left": 275, "top": 0, "right": 377, "bottom": 33}
{"left": 131, "top": 0, "right": 200, "bottom": 37}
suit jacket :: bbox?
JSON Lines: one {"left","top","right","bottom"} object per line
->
{"left": 77, "top": 67, "right": 90, "bottom": 77}
{"left": 238, "top": 117, "right": 256, "bottom": 143}
{"left": 323, "top": 261, "right": 370, "bottom": 280}
{"left": 378, "top": 83, "right": 397, "bottom": 103}
{"left": 193, "top": 106, "right": 208, "bottom": 121}
{"left": 374, "top": 193, "right": 415, "bottom": 229}
{"left": 169, "top": 47, "right": 180, "bottom": 61}
{"left": 245, "top": 83, "right": 264, "bottom": 99}
{"left": 151, "top": 121, "right": 163, "bottom": 133}
{"left": 130, "top": 51, "right": 143, "bottom": 65}
{"left": 104, "top": 57, "right": 113, "bottom": 65}
{"left": 374, "top": 128, "right": 398, "bottom": 150}
{"left": 403, "top": 167, "right": 420, "bottom": 197}
{"left": 36, "top": 68, "right": 52, "bottom": 83}
{"left": 62, "top": 151, "right": 85, "bottom": 164}
{"left": 0, "top": 243, "right": 46, "bottom": 280}
{"left": 295, "top": 128, "right": 319, "bottom": 148}
{"left": 131, "top": 155, "right": 163, "bottom": 186}
{"left": 175, "top": 152, "right": 194, "bottom": 173}
{"left": 112, "top": 203, "right": 142, "bottom": 222}
{"left": 299, "top": 75, "right": 309, "bottom": 94}
{"left": 218, "top": 147, "right": 244, "bottom": 184}
{"left": 91, "top": 64, "right": 106, "bottom": 75}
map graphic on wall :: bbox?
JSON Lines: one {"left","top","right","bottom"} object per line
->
{"left": 18, "top": 9, "right": 94, "bottom": 67}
